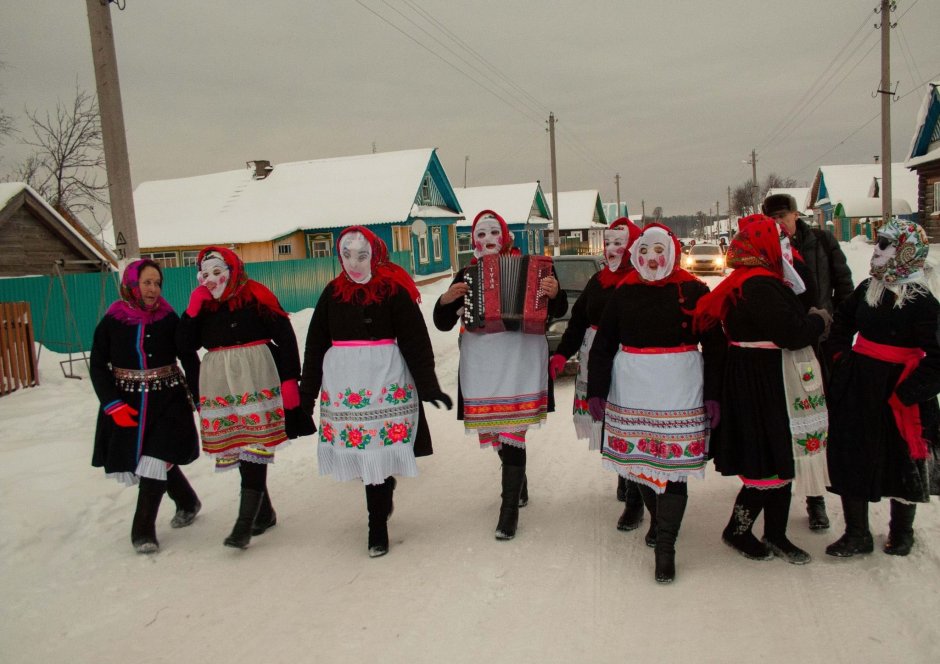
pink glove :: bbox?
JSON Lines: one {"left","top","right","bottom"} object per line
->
{"left": 549, "top": 354, "right": 567, "bottom": 380}
{"left": 281, "top": 379, "right": 300, "bottom": 410}
{"left": 588, "top": 396, "right": 606, "bottom": 422}
{"left": 705, "top": 400, "right": 721, "bottom": 429}
{"left": 106, "top": 402, "right": 139, "bottom": 428}
{"left": 185, "top": 285, "right": 214, "bottom": 317}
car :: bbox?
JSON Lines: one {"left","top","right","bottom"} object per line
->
{"left": 681, "top": 243, "right": 726, "bottom": 275}
{"left": 546, "top": 254, "right": 605, "bottom": 372}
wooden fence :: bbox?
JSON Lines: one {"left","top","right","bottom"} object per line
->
{"left": 0, "top": 301, "right": 40, "bottom": 396}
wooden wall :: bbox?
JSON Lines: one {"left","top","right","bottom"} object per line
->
{"left": 0, "top": 205, "right": 101, "bottom": 276}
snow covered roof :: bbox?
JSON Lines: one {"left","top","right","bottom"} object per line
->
{"left": 0, "top": 182, "right": 116, "bottom": 268}
{"left": 906, "top": 81, "right": 940, "bottom": 169}
{"left": 812, "top": 163, "right": 917, "bottom": 212}
{"left": 544, "top": 190, "right": 608, "bottom": 230}
{"left": 133, "top": 148, "right": 458, "bottom": 247}
{"left": 765, "top": 187, "right": 812, "bottom": 214}
{"left": 452, "top": 183, "right": 549, "bottom": 228}
{"left": 834, "top": 197, "right": 912, "bottom": 217}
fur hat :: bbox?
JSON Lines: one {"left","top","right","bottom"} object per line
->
{"left": 761, "top": 194, "right": 798, "bottom": 216}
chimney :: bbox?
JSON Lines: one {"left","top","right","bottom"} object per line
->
{"left": 247, "top": 160, "right": 273, "bottom": 179}
{"left": 874, "top": 155, "right": 880, "bottom": 163}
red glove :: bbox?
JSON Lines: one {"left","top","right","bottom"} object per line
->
{"left": 281, "top": 379, "right": 300, "bottom": 410}
{"left": 107, "top": 402, "right": 139, "bottom": 428}
{"left": 548, "top": 354, "right": 567, "bottom": 380}
{"left": 705, "top": 400, "right": 721, "bottom": 429}
{"left": 185, "top": 285, "right": 214, "bottom": 317}
{"left": 588, "top": 396, "right": 606, "bottom": 422}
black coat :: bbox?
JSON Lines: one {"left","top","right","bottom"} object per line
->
{"left": 299, "top": 283, "right": 443, "bottom": 457}
{"left": 555, "top": 272, "right": 616, "bottom": 360}
{"left": 176, "top": 301, "right": 314, "bottom": 438}
{"left": 586, "top": 278, "right": 725, "bottom": 402}
{"left": 91, "top": 312, "right": 200, "bottom": 474}
{"left": 826, "top": 280, "right": 940, "bottom": 501}
{"left": 791, "top": 219, "right": 854, "bottom": 314}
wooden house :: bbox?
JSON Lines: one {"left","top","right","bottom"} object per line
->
{"left": 133, "top": 149, "right": 463, "bottom": 277}
{"left": 0, "top": 183, "right": 116, "bottom": 277}
{"left": 544, "top": 190, "right": 608, "bottom": 255}
{"left": 452, "top": 183, "right": 551, "bottom": 268}
{"left": 905, "top": 81, "right": 940, "bottom": 240}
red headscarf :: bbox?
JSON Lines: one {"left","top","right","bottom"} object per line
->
{"left": 196, "top": 246, "right": 289, "bottom": 318}
{"left": 619, "top": 222, "right": 700, "bottom": 288}
{"left": 691, "top": 214, "right": 782, "bottom": 332}
{"left": 330, "top": 225, "right": 421, "bottom": 305}
{"left": 597, "top": 217, "right": 642, "bottom": 288}
{"left": 469, "top": 209, "right": 519, "bottom": 263}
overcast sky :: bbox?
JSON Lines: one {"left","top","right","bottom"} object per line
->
{"left": 2, "top": 0, "right": 938, "bottom": 220}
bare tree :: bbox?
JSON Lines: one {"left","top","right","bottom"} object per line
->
{"left": 17, "top": 86, "right": 108, "bottom": 217}
{"left": 731, "top": 181, "right": 756, "bottom": 216}
{"left": 763, "top": 172, "right": 798, "bottom": 192}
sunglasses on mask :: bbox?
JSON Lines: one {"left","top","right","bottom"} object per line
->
{"left": 876, "top": 237, "right": 893, "bottom": 251}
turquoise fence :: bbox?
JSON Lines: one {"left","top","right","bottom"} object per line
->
{"left": 0, "top": 250, "right": 413, "bottom": 354}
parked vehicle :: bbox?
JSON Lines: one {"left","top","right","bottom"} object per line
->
{"left": 546, "top": 254, "right": 605, "bottom": 371}
{"left": 681, "top": 243, "right": 726, "bottom": 275}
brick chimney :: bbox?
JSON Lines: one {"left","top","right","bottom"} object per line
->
{"left": 247, "top": 160, "right": 273, "bottom": 179}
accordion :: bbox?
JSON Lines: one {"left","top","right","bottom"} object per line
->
{"left": 463, "top": 254, "right": 554, "bottom": 334}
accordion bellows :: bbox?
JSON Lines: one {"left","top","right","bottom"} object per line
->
{"left": 463, "top": 254, "right": 554, "bottom": 334}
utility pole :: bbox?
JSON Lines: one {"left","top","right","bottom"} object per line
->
{"left": 727, "top": 186, "right": 732, "bottom": 222}
{"left": 548, "top": 112, "right": 560, "bottom": 256}
{"left": 86, "top": 0, "right": 139, "bottom": 262}
{"left": 641, "top": 200, "right": 646, "bottom": 223}
{"left": 615, "top": 172, "right": 621, "bottom": 216}
{"left": 464, "top": 155, "right": 469, "bottom": 188}
{"left": 877, "top": 0, "right": 895, "bottom": 223}
{"left": 748, "top": 148, "right": 759, "bottom": 213}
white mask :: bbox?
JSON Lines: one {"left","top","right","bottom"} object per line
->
{"left": 779, "top": 233, "right": 806, "bottom": 295}
{"left": 340, "top": 231, "right": 373, "bottom": 284}
{"left": 473, "top": 216, "right": 503, "bottom": 258}
{"left": 630, "top": 227, "right": 675, "bottom": 282}
{"left": 197, "top": 255, "right": 231, "bottom": 300}
{"left": 604, "top": 228, "right": 630, "bottom": 271}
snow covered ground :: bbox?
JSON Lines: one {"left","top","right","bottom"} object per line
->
{"left": 2, "top": 238, "right": 939, "bottom": 663}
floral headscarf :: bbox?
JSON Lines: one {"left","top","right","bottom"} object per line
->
{"left": 105, "top": 258, "right": 174, "bottom": 325}
{"left": 870, "top": 218, "right": 929, "bottom": 284}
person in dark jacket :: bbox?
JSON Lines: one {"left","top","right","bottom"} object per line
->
{"left": 825, "top": 219, "right": 940, "bottom": 558}
{"left": 91, "top": 259, "right": 201, "bottom": 554}
{"left": 587, "top": 223, "right": 725, "bottom": 583}
{"left": 433, "top": 209, "right": 566, "bottom": 541}
{"left": 300, "top": 226, "right": 451, "bottom": 558}
{"left": 694, "top": 215, "right": 831, "bottom": 566}
{"left": 548, "top": 217, "right": 647, "bottom": 532}
{"left": 177, "top": 246, "right": 314, "bottom": 550}
{"left": 763, "top": 193, "right": 854, "bottom": 531}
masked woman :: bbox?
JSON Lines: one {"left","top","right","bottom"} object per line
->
{"left": 433, "top": 210, "right": 566, "bottom": 541}
{"left": 91, "top": 259, "right": 201, "bottom": 554}
{"left": 548, "top": 217, "right": 648, "bottom": 532}
{"left": 587, "top": 224, "right": 725, "bottom": 583}
{"left": 825, "top": 219, "right": 940, "bottom": 558}
{"left": 693, "top": 215, "right": 831, "bottom": 566}
{"left": 299, "top": 226, "right": 451, "bottom": 558}
{"left": 177, "top": 247, "right": 313, "bottom": 550}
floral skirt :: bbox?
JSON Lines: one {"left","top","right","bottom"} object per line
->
{"left": 318, "top": 340, "right": 419, "bottom": 485}
{"left": 602, "top": 346, "right": 708, "bottom": 494}
{"left": 573, "top": 326, "right": 603, "bottom": 451}
{"left": 198, "top": 342, "right": 287, "bottom": 471}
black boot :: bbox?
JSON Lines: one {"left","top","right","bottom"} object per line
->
{"left": 617, "top": 478, "right": 645, "bottom": 532}
{"left": 519, "top": 474, "right": 528, "bottom": 508}
{"left": 722, "top": 486, "right": 773, "bottom": 560}
{"left": 224, "top": 488, "right": 264, "bottom": 549}
{"left": 825, "top": 496, "right": 874, "bottom": 557}
{"left": 366, "top": 478, "right": 394, "bottom": 557}
{"left": 131, "top": 478, "right": 166, "bottom": 554}
{"left": 806, "top": 495, "right": 830, "bottom": 531}
{"left": 654, "top": 492, "right": 688, "bottom": 583}
{"left": 252, "top": 490, "right": 277, "bottom": 536}
{"left": 616, "top": 475, "right": 627, "bottom": 502}
{"left": 762, "top": 485, "right": 811, "bottom": 564}
{"left": 636, "top": 484, "right": 658, "bottom": 547}
{"left": 884, "top": 500, "right": 916, "bottom": 556}
{"left": 495, "top": 464, "right": 526, "bottom": 540}
{"left": 166, "top": 466, "right": 201, "bottom": 529}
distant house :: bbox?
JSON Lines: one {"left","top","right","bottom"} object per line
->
{"left": 0, "top": 183, "right": 116, "bottom": 277}
{"left": 807, "top": 163, "right": 918, "bottom": 241}
{"left": 133, "top": 148, "right": 463, "bottom": 277}
{"left": 905, "top": 80, "right": 940, "bottom": 240}
{"left": 452, "top": 183, "right": 551, "bottom": 268}
{"left": 544, "top": 190, "right": 608, "bottom": 255}
{"left": 602, "top": 201, "right": 630, "bottom": 223}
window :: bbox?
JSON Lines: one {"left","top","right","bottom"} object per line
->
{"left": 418, "top": 234, "right": 429, "bottom": 264}
{"left": 142, "top": 251, "right": 178, "bottom": 268}
{"left": 392, "top": 226, "right": 411, "bottom": 252}
{"left": 431, "top": 227, "right": 442, "bottom": 260}
{"left": 308, "top": 233, "right": 333, "bottom": 258}
{"left": 420, "top": 174, "right": 432, "bottom": 204}
{"left": 934, "top": 182, "right": 940, "bottom": 214}
{"left": 181, "top": 250, "right": 199, "bottom": 267}
{"left": 277, "top": 243, "right": 292, "bottom": 256}
{"left": 457, "top": 232, "right": 471, "bottom": 253}
{"left": 528, "top": 230, "right": 535, "bottom": 254}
